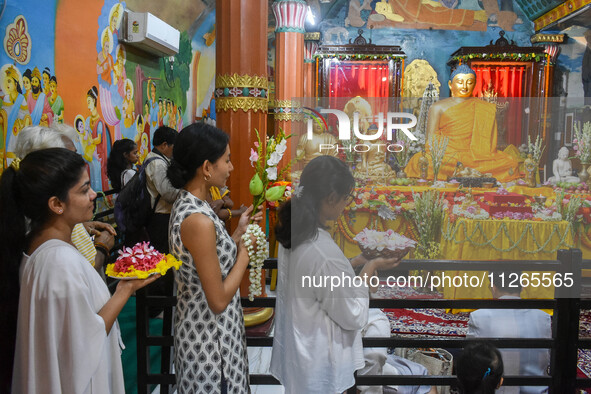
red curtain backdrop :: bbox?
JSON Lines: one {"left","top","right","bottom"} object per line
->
{"left": 472, "top": 63, "right": 526, "bottom": 147}
{"left": 328, "top": 60, "right": 390, "bottom": 126}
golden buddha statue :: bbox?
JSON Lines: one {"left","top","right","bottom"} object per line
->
{"left": 343, "top": 97, "right": 394, "bottom": 176}
{"left": 295, "top": 114, "right": 338, "bottom": 167}
{"left": 404, "top": 64, "right": 520, "bottom": 182}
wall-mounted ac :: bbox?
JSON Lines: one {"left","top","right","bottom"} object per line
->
{"left": 121, "top": 10, "right": 180, "bottom": 57}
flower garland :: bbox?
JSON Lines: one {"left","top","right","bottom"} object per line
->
{"left": 451, "top": 52, "right": 543, "bottom": 63}
{"left": 314, "top": 53, "right": 405, "bottom": 61}
{"left": 491, "top": 211, "right": 534, "bottom": 220}
{"left": 105, "top": 242, "right": 182, "bottom": 279}
{"left": 242, "top": 224, "right": 269, "bottom": 301}
{"left": 442, "top": 219, "right": 575, "bottom": 254}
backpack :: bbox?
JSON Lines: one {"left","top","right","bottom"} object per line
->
{"left": 114, "top": 156, "right": 164, "bottom": 234}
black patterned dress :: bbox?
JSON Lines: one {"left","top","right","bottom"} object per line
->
{"left": 169, "top": 190, "right": 249, "bottom": 393}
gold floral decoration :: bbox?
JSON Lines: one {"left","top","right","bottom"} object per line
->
{"left": 215, "top": 73, "right": 268, "bottom": 89}
{"left": 216, "top": 97, "right": 268, "bottom": 113}
{"left": 274, "top": 112, "right": 292, "bottom": 121}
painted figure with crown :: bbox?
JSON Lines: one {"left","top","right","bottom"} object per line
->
{"left": 404, "top": 64, "right": 520, "bottom": 182}
{"left": 0, "top": 65, "right": 32, "bottom": 169}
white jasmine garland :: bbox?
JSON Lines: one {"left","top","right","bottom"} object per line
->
{"left": 242, "top": 224, "right": 269, "bottom": 301}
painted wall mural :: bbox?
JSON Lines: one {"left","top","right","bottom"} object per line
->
{"left": 340, "top": 0, "right": 522, "bottom": 32}
{"left": 308, "top": 0, "right": 590, "bottom": 101}
{"left": 1, "top": 0, "right": 56, "bottom": 167}
{"left": 0, "top": 0, "right": 216, "bottom": 194}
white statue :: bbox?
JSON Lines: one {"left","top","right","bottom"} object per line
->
{"left": 548, "top": 146, "right": 579, "bottom": 184}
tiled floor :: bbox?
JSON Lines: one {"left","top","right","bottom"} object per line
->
{"left": 247, "top": 287, "right": 284, "bottom": 393}
{"left": 153, "top": 349, "right": 284, "bottom": 394}
{"left": 247, "top": 345, "right": 284, "bottom": 393}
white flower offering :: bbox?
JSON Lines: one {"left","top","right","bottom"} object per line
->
{"left": 353, "top": 228, "right": 416, "bottom": 260}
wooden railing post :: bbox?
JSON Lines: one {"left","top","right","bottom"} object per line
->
{"left": 551, "top": 249, "right": 581, "bottom": 393}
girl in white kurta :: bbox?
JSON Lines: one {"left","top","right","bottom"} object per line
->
{"left": 271, "top": 156, "right": 401, "bottom": 394}
{"left": 0, "top": 148, "right": 158, "bottom": 393}
{"left": 14, "top": 240, "right": 125, "bottom": 393}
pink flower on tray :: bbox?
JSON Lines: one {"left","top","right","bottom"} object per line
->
{"left": 114, "top": 242, "right": 164, "bottom": 273}
{"left": 106, "top": 242, "right": 182, "bottom": 279}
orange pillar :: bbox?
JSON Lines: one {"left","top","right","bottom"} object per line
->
{"left": 272, "top": 0, "right": 307, "bottom": 147}
{"left": 215, "top": 0, "right": 268, "bottom": 216}
{"left": 303, "top": 32, "right": 320, "bottom": 99}
{"left": 216, "top": 1, "right": 269, "bottom": 303}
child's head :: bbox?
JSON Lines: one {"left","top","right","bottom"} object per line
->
{"left": 107, "top": 139, "right": 138, "bottom": 190}
{"left": 457, "top": 342, "right": 504, "bottom": 394}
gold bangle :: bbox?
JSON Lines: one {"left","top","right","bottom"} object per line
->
{"left": 226, "top": 208, "right": 232, "bottom": 220}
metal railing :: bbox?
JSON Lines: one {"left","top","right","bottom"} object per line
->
{"left": 132, "top": 249, "right": 591, "bottom": 393}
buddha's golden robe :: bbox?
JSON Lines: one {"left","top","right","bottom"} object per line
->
{"left": 405, "top": 98, "right": 520, "bottom": 182}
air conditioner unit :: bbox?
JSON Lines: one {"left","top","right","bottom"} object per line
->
{"left": 122, "top": 10, "right": 180, "bottom": 56}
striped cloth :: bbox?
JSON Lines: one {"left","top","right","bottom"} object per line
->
{"left": 71, "top": 223, "right": 97, "bottom": 266}
{"left": 209, "top": 186, "right": 229, "bottom": 201}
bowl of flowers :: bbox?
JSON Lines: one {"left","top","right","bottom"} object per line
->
{"left": 105, "top": 242, "right": 182, "bottom": 279}
{"left": 353, "top": 228, "right": 416, "bottom": 260}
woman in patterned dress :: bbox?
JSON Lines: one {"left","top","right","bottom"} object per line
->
{"left": 167, "top": 122, "right": 262, "bottom": 393}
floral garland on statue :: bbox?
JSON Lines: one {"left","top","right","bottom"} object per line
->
{"left": 243, "top": 128, "right": 291, "bottom": 300}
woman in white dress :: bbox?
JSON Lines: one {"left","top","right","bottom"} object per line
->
{"left": 271, "top": 156, "right": 401, "bottom": 393}
{"left": 0, "top": 148, "right": 158, "bottom": 393}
